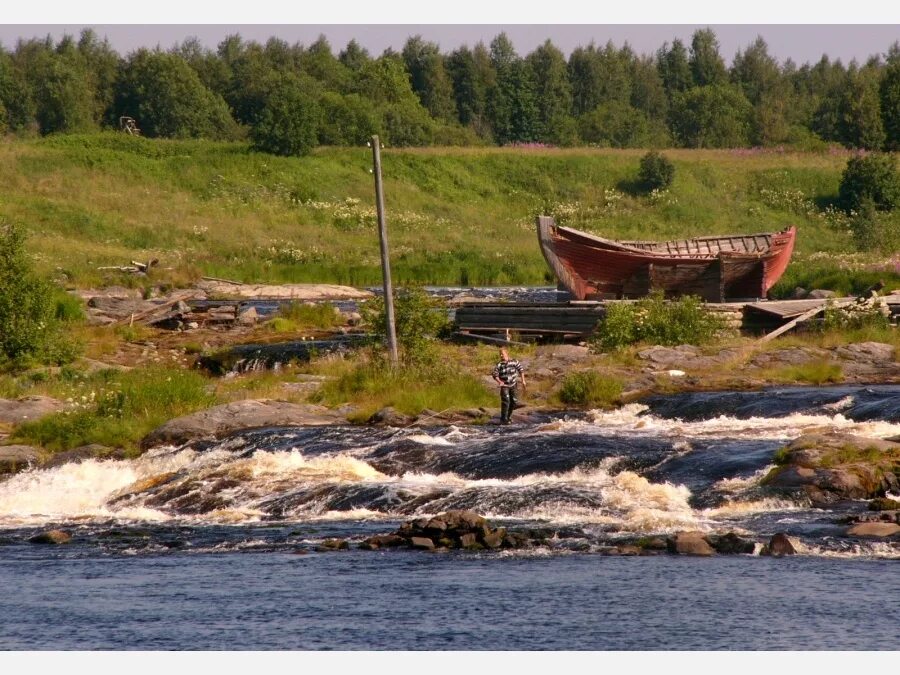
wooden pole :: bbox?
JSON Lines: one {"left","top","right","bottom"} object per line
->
{"left": 371, "top": 135, "right": 399, "bottom": 366}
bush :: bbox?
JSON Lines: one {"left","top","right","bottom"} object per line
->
{"left": 556, "top": 371, "right": 623, "bottom": 408}
{"left": 592, "top": 292, "right": 725, "bottom": 351}
{"left": 251, "top": 78, "right": 320, "bottom": 156}
{"left": 360, "top": 287, "right": 450, "bottom": 365}
{"left": 838, "top": 154, "right": 900, "bottom": 213}
{"left": 0, "top": 222, "right": 79, "bottom": 367}
{"left": 821, "top": 297, "right": 891, "bottom": 332}
{"left": 637, "top": 151, "right": 676, "bottom": 191}
{"left": 850, "top": 198, "right": 900, "bottom": 252}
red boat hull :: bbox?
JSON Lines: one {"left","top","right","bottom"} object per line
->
{"left": 537, "top": 216, "right": 796, "bottom": 302}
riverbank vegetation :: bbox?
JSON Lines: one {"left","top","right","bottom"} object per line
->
{"left": 3, "top": 136, "right": 899, "bottom": 292}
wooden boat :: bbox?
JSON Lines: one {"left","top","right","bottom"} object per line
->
{"left": 536, "top": 216, "right": 796, "bottom": 302}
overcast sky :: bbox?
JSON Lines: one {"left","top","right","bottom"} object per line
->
{"left": 1, "top": 25, "right": 898, "bottom": 65}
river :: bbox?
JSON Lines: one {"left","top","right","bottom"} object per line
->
{"left": 1, "top": 385, "right": 898, "bottom": 649}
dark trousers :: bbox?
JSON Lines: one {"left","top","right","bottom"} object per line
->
{"left": 500, "top": 385, "right": 518, "bottom": 422}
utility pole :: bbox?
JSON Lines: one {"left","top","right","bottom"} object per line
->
{"left": 371, "top": 135, "right": 399, "bottom": 366}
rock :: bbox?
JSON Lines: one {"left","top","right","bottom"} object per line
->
{"left": 315, "top": 538, "right": 349, "bottom": 552}
{"left": 638, "top": 345, "right": 699, "bottom": 367}
{"left": 636, "top": 537, "right": 668, "bottom": 551}
{"left": 237, "top": 306, "right": 258, "bottom": 326}
{"left": 762, "top": 433, "right": 900, "bottom": 504}
{"left": 43, "top": 444, "right": 125, "bottom": 469}
{"left": 410, "top": 537, "right": 435, "bottom": 550}
{"left": 29, "top": 529, "right": 71, "bottom": 545}
{"left": 459, "top": 533, "right": 479, "bottom": 549}
{"left": 616, "top": 545, "right": 642, "bottom": 556}
{"left": 0, "top": 396, "right": 66, "bottom": 425}
{"left": 0, "top": 445, "right": 43, "bottom": 475}
{"left": 195, "top": 280, "right": 372, "bottom": 301}
{"left": 141, "top": 400, "right": 345, "bottom": 449}
{"left": 761, "top": 533, "right": 799, "bottom": 556}
{"left": 343, "top": 312, "right": 362, "bottom": 326}
{"left": 846, "top": 522, "right": 900, "bottom": 537}
{"left": 788, "top": 287, "right": 809, "bottom": 300}
{"left": 808, "top": 289, "right": 837, "bottom": 299}
{"left": 835, "top": 342, "right": 895, "bottom": 363}
{"left": 368, "top": 407, "right": 412, "bottom": 426}
{"left": 667, "top": 531, "right": 715, "bottom": 556}
{"left": 482, "top": 528, "right": 506, "bottom": 549}
{"left": 709, "top": 532, "right": 756, "bottom": 555}
{"left": 751, "top": 347, "right": 826, "bottom": 368}
{"left": 870, "top": 497, "right": 900, "bottom": 511}
{"left": 546, "top": 345, "right": 590, "bottom": 361}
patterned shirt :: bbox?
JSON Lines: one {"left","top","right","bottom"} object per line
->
{"left": 492, "top": 359, "right": 524, "bottom": 387}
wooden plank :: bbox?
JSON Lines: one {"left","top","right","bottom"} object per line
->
{"left": 758, "top": 305, "right": 829, "bottom": 343}
{"left": 453, "top": 332, "right": 529, "bottom": 346}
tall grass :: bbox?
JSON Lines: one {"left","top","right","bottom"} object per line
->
{"left": 13, "top": 367, "right": 215, "bottom": 452}
{"left": 0, "top": 134, "right": 886, "bottom": 289}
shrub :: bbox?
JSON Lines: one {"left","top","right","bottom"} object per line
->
{"left": 251, "top": 78, "right": 320, "bottom": 156}
{"left": 276, "top": 301, "right": 342, "bottom": 330}
{"left": 637, "top": 151, "right": 676, "bottom": 191}
{"left": 0, "top": 222, "right": 79, "bottom": 367}
{"left": 821, "top": 296, "right": 891, "bottom": 332}
{"left": 838, "top": 154, "right": 900, "bottom": 213}
{"left": 360, "top": 287, "right": 450, "bottom": 365}
{"left": 849, "top": 199, "right": 900, "bottom": 253}
{"left": 592, "top": 292, "right": 725, "bottom": 351}
{"left": 557, "top": 371, "right": 623, "bottom": 408}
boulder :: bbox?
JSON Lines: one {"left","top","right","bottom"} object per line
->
{"left": 0, "top": 396, "right": 66, "bottom": 425}
{"left": 29, "top": 529, "right": 71, "bottom": 545}
{"left": 709, "top": 532, "right": 756, "bottom": 555}
{"left": 808, "top": 289, "right": 837, "bottom": 299}
{"left": 315, "top": 538, "right": 349, "bottom": 552}
{"left": 411, "top": 537, "right": 435, "bottom": 550}
{"left": 0, "top": 445, "right": 43, "bottom": 475}
{"left": 870, "top": 497, "right": 900, "bottom": 511}
{"left": 368, "top": 407, "right": 412, "bottom": 427}
{"left": 762, "top": 433, "right": 900, "bottom": 504}
{"left": 482, "top": 528, "right": 506, "bottom": 549}
{"left": 43, "top": 444, "right": 124, "bottom": 469}
{"left": 195, "top": 280, "right": 372, "bottom": 301}
{"left": 236, "top": 306, "right": 258, "bottom": 326}
{"left": 846, "top": 522, "right": 900, "bottom": 538}
{"left": 667, "top": 531, "right": 716, "bottom": 556}
{"left": 141, "top": 400, "right": 345, "bottom": 449}
{"left": 835, "top": 342, "right": 895, "bottom": 363}
{"left": 788, "top": 287, "right": 809, "bottom": 300}
{"left": 761, "top": 533, "right": 799, "bottom": 556}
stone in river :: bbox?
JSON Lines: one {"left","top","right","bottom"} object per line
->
{"left": 411, "top": 537, "right": 435, "bottom": 550}
{"left": 667, "top": 531, "right": 716, "bottom": 556}
{"left": 846, "top": 522, "right": 900, "bottom": 537}
{"left": 29, "top": 529, "right": 72, "bottom": 545}
{"left": 761, "top": 533, "right": 800, "bottom": 556}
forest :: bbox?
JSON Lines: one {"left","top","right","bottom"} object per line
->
{"left": 1, "top": 27, "right": 899, "bottom": 154}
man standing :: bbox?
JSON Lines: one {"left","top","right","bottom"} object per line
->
{"left": 492, "top": 348, "right": 526, "bottom": 425}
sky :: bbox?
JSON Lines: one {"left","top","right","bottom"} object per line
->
{"left": 2, "top": 0, "right": 898, "bottom": 65}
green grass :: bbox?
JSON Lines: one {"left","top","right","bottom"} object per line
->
{"left": 772, "top": 360, "right": 845, "bottom": 385}
{"left": 310, "top": 356, "right": 494, "bottom": 420}
{"left": 12, "top": 367, "right": 215, "bottom": 453}
{"left": 2, "top": 133, "right": 893, "bottom": 289}
{"left": 555, "top": 370, "right": 623, "bottom": 408}
{"left": 268, "top": 302, "right": 343, "bottom": 332}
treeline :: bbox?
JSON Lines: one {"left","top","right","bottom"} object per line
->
{"left": 1, "top": 28, "right": 899, "bottom": 153}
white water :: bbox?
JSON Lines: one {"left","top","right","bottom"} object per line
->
{"left": 572, "top": 403, "right": 900, "bottom": 440}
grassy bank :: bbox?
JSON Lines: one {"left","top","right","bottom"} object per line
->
{"left": 3, "top": 133, "right": 898, "bottom": 290}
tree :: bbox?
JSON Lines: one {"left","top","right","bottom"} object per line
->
{"left": 77, "top": 28, "right": 121, "bottom": 125}
{"left": 578, "top": 102, "right": 667, "bottom": 148}
{"left": 881, "top": 43, "right": 900, "bottom": 150}
{"left": 637, "top": 151, "right": 675, "bottom": 190}
{"left": 317, "top": 91, "right": 378, "bottom": 145}
{"left": 250, "top": 75, "right": 320, "bottom": 155}
{"left": 669, "top": 84, "right": 753, "bottom": 148}
{"left": 298, "top": 35, "right": 350, "bottom": 92}
{"left": 568, "top": 41, "right": 632, "bottom": 116}
{"left": 526, "top": 40, "right": 575, "bottom": 144}
{"left": 689, "top": 28, "right": 727, "bottom": 87}
{"left": 402, "top": 36, "right": 455, "bottom": 121}
{"left": 630, "top": 54, "right": 668, "bottom": 121}
{"left": 174, "top": 36, "right": 231, "bottom": 98}
{"left": 339, "top": 39, "right": 370, "bottom": 73}
{"left": 0, "top": 51, "right": 35, "bottom": 132}
{"left": 839, "top": 65, "right": 886, "bottom": 150}
{"left": 731, "top": 37, "right": 781, "bottom": 105}
{"left": 115, "top": 49, "right": 238, "bottom": 139}
{"left": 657, "top": 39, "right": 692, "bottom": 98}
{"left": 487, "top": 33, "right": 537, "bottom": 144}
{"left": 838, "top": 153, "right": 900, "bottom": 213}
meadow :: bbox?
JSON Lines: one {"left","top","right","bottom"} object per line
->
{"left": 3, "top": 133, "right": 898, "bottom": 293}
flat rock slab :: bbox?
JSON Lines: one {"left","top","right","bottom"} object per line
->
{"left": 835, "top": 342, "right": 895, "bottom": 363}
{"left": 141, "top": 400, "right": 346, "bottom": 449}
{"left": 847, "top": 522, "right": 900, "bottom": 537}
{"left": 0, "top": 445, "right": 43, "bottom": 475}
{"left": 0, "top": 396, "right": 65, "bottom": 425}
{"left": 196, "top": 280, "right": 372, "bottom": 301}
{"left": 638, "top": 345, "right": 737, "bottom": 371}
